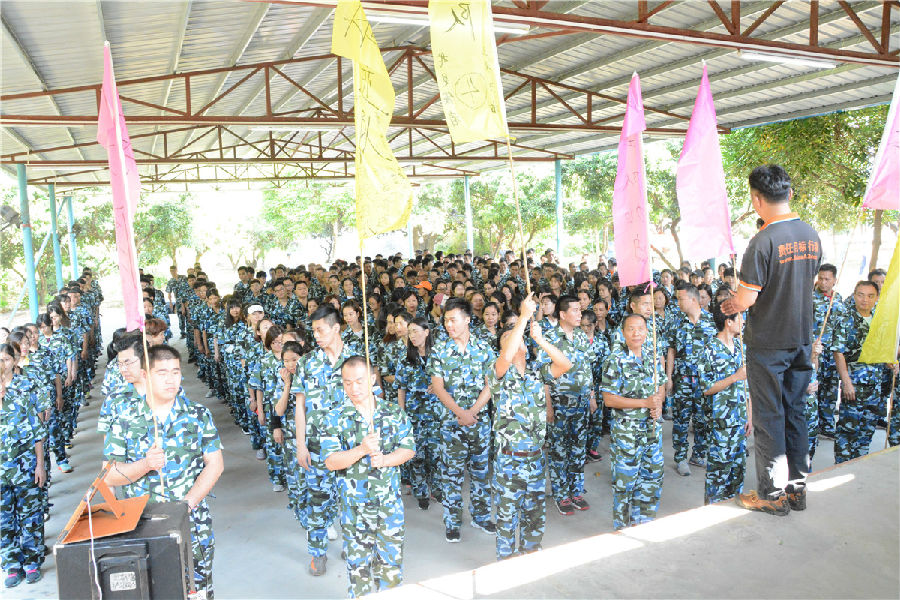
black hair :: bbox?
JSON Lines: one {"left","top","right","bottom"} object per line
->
{"left": 854, "top": 280, "right": 880, "bottom": 295}
{"left": 147, "top": 344, "right": 181, "bottom": 368}
{"left": 342, "top": 354, "right": 372, "bottom": 373}
{"left": 264, "top": 324, "right": 284, "bottom": 351}
{"left": 749, "top": 164, "right": 792, "bottom": 203}
{"left": 621, "top": 313, "right": 647, "bottom": 330}
{"left": 310, "top": 305, "right": 341, "bottom": 327}
{"left": 818, "top": 263, "right": 837, "bottom": 277}
{"left": 282, "top": 340, "right": 303, "bottom": 357}
{"left": 581, "top": 310, "right": 597, "bottom": 326}
{"left": 444, "top": 298, "right": 472, "bottom": 318}
{"left": 556, "top": 294, "right": 579, "bottom": 319}
{"left": 405, "top": 316, "right": 434, "bottom": 367}
{"left": 115, "top": 332, "right": 145, "bottom": 363}
{"left": 868, "top": 268, "right": 887, "bottom": 280}
{"left": 711, "top": 301, "right": 738, "bottom": 332}
{"left": 224, "top": 297, "right": 244, "bottom": 327}
{"left": 679, "top": 284, "right": 701, "bottom": 304}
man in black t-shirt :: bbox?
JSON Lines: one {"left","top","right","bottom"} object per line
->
{"left": 722, "top": 165, "right": 822, "bottom": 517}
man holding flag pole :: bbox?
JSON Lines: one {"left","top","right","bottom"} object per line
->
{"left": 95, "top": 42, "right": 224, "bottom": 598}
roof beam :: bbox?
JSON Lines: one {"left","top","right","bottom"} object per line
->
{"left": 149, "top": 0, "right": 193, "bottom": 157}
{"left": 2, "top": 13, "right": 96, "bottom": 181}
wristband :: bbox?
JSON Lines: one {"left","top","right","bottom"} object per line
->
{"left": 269, "top": 416, "right": 283, "bottom": 430}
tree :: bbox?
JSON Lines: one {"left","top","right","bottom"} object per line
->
{"left": 562, "top": 153, "right": 615, "bottom": 256}
{"left": 416, "top": 171, "right": 557, "bottom": 258}
{"left": 719, "top": 104, "right": 897, "bottom": 264}
{"left": 261, "top": 182, "right": 356, "bottom": 262}
{"left": 133, "top": 195, "right": 193, "bottom": 266}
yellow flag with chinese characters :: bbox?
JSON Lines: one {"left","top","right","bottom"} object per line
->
{"left": 332, "top": 0, "right": 412, "bottom": 241}
{"left": 860, "top": 238, "right": 900, "bottom": 364}
{"left": 429, "top": 0, "right": 509, "bottom": 144}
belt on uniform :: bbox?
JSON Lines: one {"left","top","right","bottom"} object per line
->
{"left": 499, "top": 449, "right": 541, "bottom": 457}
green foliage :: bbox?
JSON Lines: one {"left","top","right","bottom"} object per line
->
{"left": 133, "top": 196, "right": 193, "bottom": 265}
{"left": 261, "top": 182, "right": 356, "bottom": 261}
{"left": 719, "top": 105, "right": 893, "bottom": 231}
{"left": 416, "top": 171, "right": 556, "bottom": 257}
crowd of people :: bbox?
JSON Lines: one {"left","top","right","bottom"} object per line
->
{"left": 1, "top": 171, "right": 897, "bottom": 598}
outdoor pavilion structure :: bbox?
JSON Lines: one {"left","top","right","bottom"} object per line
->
{"left": 1, "top": 0, "right": 898, "bottom": 322}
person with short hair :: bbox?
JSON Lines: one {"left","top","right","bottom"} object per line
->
{"left": 428, "top": 298, "right": 496, "bottom": 542}
{"left": 721, "top": 164, "right": 822, "bottom": 516}
{"left": 103, "top": 345, "right": 224, "bottom": 597}
{"left": 600, "top": 314, "right": 667, "bottom": 530}
{"left": 698, "top": 304, "right": 750, "bottom": 504}
{"left": 832, "top": 281, "right": 895, "bottom": 461}
{"left": 322, "top": 357, "right": 415, "bottom": 597}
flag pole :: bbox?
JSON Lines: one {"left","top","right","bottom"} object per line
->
{"left": 504, "top": 137, "right": 531, "bottom": 296}
{"left": 106, "top": 40, "right": 163, "bottom": 492}
{"left": 816, "top": 208, "right": 865, "bottom": 342}
{"left": 885, "top": 369, "right": 896, "bottom": 450}
{"left": 358, "top": 237, "right": 375, "bottom": 434}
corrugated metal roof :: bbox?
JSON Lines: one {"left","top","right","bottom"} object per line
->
{"left": 1, "top": 0, "right": 898, "bottom": 187}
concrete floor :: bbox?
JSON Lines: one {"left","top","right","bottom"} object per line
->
{"left": 9, "top": 320, "right": 898, "bottom": 599}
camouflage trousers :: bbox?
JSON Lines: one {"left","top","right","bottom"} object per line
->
{"left": 671, "top": 375, "right": 708, "bottom": 463}
{"left": 282, "top": 433, "right": 309, "bottom": 528}
{"left": 1, "top": 479, "right": 45, "bottom": 572}
{"left": 48, "top": 407, "right": 68, "bottom": 463}
{"left": 586, "top": 386, "right": 606, "bottom": 452}
{"left": 547, "top": 394, "right": 588, "bottom": 502}
{"left": 407, "top": 392, "right": 439, "bottom": 500}
{"left": 834, "top": 383, "right": 881, "bottom": 464}
{"left": 440, "top": 417, "right": 492, "bottom": 530}
{"left": 262, "top": 402, "right": 285, "bottom": 487}
{"left": 222, "top": 355, "right": 249, "bottom": 430}
{"left": 815, "top": 371, "right": 839, "bottom": 436}
{"left": 189, "top": 501, "right": 215, "bottom": 596}
{"left": 341, "top": 499, "right": 405, "bottom": 598}
{"left": 704, "top": 422, "right": 746, "bottom": 504}
{"left": 889, "top": 388, "right": 900, "bottom": 447}
{"left": 493, "top": 450, "right": 545, "bottom": 560}
{"left": 805, "top": 392, "right": 820, "bottom": 460}
{"left": 610, "top": 415, "right": 663, "bottom": 530}
{"left": 305, "top": 434, "right": 338, "bottom": 557}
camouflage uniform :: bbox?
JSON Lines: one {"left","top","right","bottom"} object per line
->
{"left": 254, "top": 351, "right": 286, "bottom": 487}
{"left": 217, "top": 321, "right": 249, "bottom": 430}
{"left": 697, "top": 338, "right": 749, "bottom": 504}
{"left": 668, "top": 310, "right": 717, "bottom": 464}
{"left": 244, "top": 340, "right": 269, "bottom": 453}
{"left": 543, "top": 325, "right": 594, "bottom": 503}
{"left": 290, "top": 340, "right": 361, "bottom": 558}
{"left": 586, "top": 331, "right": 611, "bottom": 454}
{"left": 813, "top": 290, "right": 843, "bottom": 436}
{"left": 278, "top": 370, "right": 307, "bottom": 527}
{"left": 488, "top": 357, "right": 550, "bottom": 560}
{"left": 806, "top": 366, "right": 820, "bottom": 459}
{"left": 427, "top": 334, "right": 496, "bottom": 531}
{"left": 47, "top": 328, "right": 75, "bottom": 463}
{"left": 377, "top": 339, "right": 406, "bottom": 405}
{"left": 396, "top": 355, "right": 440, "bottom": 500}
{"left": 104, "top": 389, "right": 222, "bottom": 595}
{"left": 1, "top": 374, "right": 46, "bottom": 575}
{"left": 98, "top": 382, "right": 141, "bottom": 437}
{"left": 600, "top": 346, "right": 667, "bottom": 530}
{"left": 320, "top": 392, "right": 415, "bottom": 598}
{"left": 167, "top": 275, "right": 190, "bottom": 337}
{"left": 265, "top": 296, "right": 301, "bottom": 328}
{"left": 831, "top": 308, "right": 885, "bottom": 463}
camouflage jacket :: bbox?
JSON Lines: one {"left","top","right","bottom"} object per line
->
{"left": 104, "top": 389, "right": 222, "bottom": 504}
{"left": 488, "top": 358, "right": 550, "bottom": 452}
{"left": 544, "top": 325, "right": 594, "bottom": 398}
{"left": 320, "top": 393, "right": 414, "bottom": 506}
{"left": 668, "top": 310, "right": 717, "bottom": 376}
{"left": 600, "top": 346, "right": 667, "bottom": 421}
{"left": 831, "top": 307, "right": 884, "bottom": 385}
{"left": 291, "top": 340, "right": 362, "bottom": 429}
{"left": 1, "top": 374, "right": 46, "bottom": 485}
{"left": 697, "top": 337, "right": 748, "bottom": 425}
{"left": 426, "top": 333, "right": 496, "bottom": 410}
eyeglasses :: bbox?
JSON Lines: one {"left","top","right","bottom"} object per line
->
{"left": 118, "top": 356, "right": 141, "bottom": 369}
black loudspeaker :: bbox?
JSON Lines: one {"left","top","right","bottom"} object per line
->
{"left": 55, "top": 502, "right": 194, "bottom": 600}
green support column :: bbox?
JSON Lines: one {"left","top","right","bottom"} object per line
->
{"left": 66, "top": 195, "right": 78, "bottom": 280}
{"left": 49, "top": 183, "right": 64, "bottom": 290}
{"left": 464, "top": 176, "right": 473, "bottom": 252}
{"left": 555, "top": 159, "right": 563, "bottom": 259}
{"left": 17, "top": 164, "right": 39, "bottom": 322}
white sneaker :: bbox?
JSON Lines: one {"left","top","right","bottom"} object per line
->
{"left": 675, "top": 460, "right": 691, "bottom": 476}
{"left": 326, "top": 524, "right": 339, "bottom": 540}
{"left": 256, "top": 449, "right": 266, "bottom": 461}
{"left": 205, "top": 390, "right": 215, "bottom": 398}
{"left": 273, "top": 484, "right": 284, "bottom": 493}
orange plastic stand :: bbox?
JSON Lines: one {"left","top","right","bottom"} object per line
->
{"left": 57, "top": 462, "right": 150, "bottom": 545}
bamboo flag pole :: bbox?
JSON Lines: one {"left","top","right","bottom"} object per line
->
{"left": 140, "top": 327, "right": 165, "bottom": 493}
{"left": 885, "top": 370, "right": 896, "bottom": 450}
{"left": 816, "top": 208, "right": 865, "bottom": 342}
{"left": 505, "top": 137, "right": 531, "bottom": 296}
{"left": 358, "top": 240, "right": 376, "bottom": 437}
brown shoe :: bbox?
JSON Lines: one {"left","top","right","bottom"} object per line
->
{"left": 735, "top": 491, "right": 790, "bottom": 516}
{"left": 786, "top": 486, "right": 807, "bottom": 511}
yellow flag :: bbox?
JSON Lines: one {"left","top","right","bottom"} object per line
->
{"left": 429, "top": 0, "right": 509, "bottom": 144}
{"left": 332, "top": 1, "right": 412, "bottom": 241}
{"left": 860, "top": 239, "right": 900, "bottom": 364}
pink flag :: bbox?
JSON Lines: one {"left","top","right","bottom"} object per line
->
{"left": 613, "top": 73, "right": 652, "bottom": 287}
{"left": 676, "top": 63, "right": 735, "bottom": 259}
{"left": 862, "top": 72, "right": 900, "bottom": 211}
{"left": 97, "top": 42, "right": 144, "bottom": 332}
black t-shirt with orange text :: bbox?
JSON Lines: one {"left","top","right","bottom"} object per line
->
{"left": 739, "top": 213, "right": 822, "bottom": 349}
